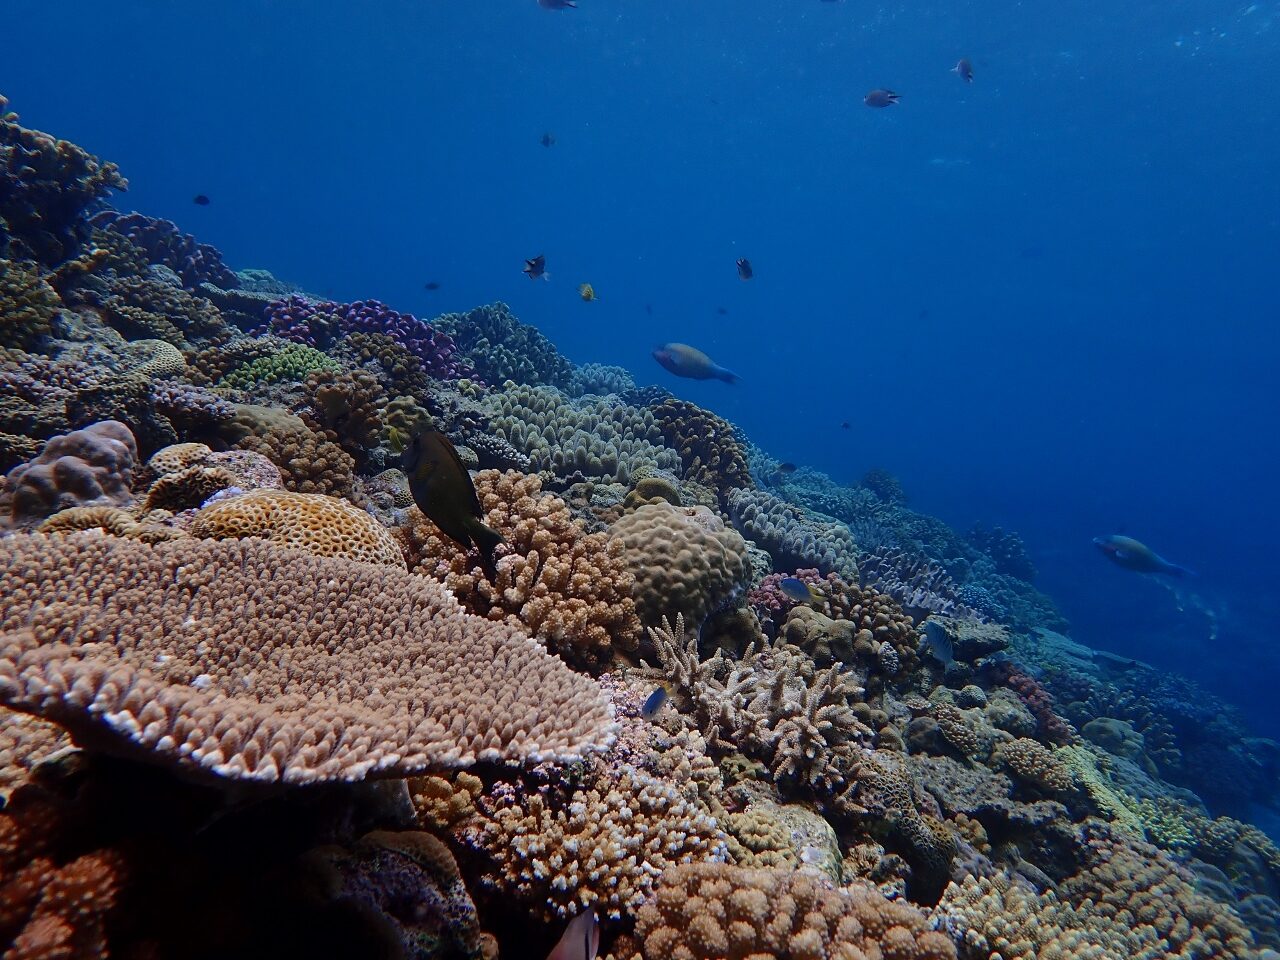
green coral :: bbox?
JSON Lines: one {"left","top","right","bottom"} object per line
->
{"left": 1055, "top": 744, "right": 1145, "bottom": 838}
{"left": 220, "top": 343, "right": 341, "bottom": 389}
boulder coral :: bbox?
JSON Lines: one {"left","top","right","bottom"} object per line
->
{"left": 2, "top": 419, "right": 137, "bottom": 527}
{"left": 611, "top": 500, "right": 752, "bottom": 633}
{"left": 401, "top": 469, "right": 642, "bottom": 670}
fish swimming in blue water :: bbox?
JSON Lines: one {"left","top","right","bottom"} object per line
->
{"left": 953, "top": 58, "right": 974, "bottom": 82}
{"left": 523, "top": 254, "right": 549, "bottom": 281}
{"left": 641, "top": 685, "right": 670, "bottom": 720}
{"left": 921, "top": 619, "right": 955, "bottom": 668}
{"left": 864, "top": 89, "right": 900, "bottom": 108}
{"left": 1093, "top": 534, "right": 1194, "bottom": 578}
{"left": 538, "top": 0, "right": 578, "bottom": 9}
{"left": 736, "top": 257, "right": 753, "bottom": 280}
{"left": 546, "top": 907, "right": 598, "bottom": 960}
{"left": 778, "top": 577, "right": 823, "bottom": 604}
{"left": 652, "top": 342, "right": 739, "bottom": 384}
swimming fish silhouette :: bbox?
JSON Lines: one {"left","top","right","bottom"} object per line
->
{"left": 1093, "top": 535, "right": 1194, "bottom": 578}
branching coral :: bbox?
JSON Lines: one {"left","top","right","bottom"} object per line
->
{"left": 858, "top": 546, "right": 979, "bottom": 622}
{"left": 434, "top": 301, "right": 573, "bottom": 388}
{"left": 219, "top": 403, "right": 355, "bottom": 497}
{"left": 300, "top": 367, "right": 385, "bottom": 464}
{"left": 0, "top": 259, "right": 60, "bottom": 349}
{"left": 0, "top": 533, "right": 615, "bottom": 784}
{"left": 609, "top": 863, "right": 956, "bottom": 960}
{"left": 218, "top": 341, "right": 341, "bottom": 389}
{"left": 87, "top": 210, "right": 238, "bottom": 290}
{"left": 400, "top": 469, "right": 642, "bottom": 670}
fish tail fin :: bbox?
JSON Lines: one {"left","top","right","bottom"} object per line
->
{"left": 717, "top": 367, "right": 741, "bottom": 384}
{"left": 542, "top": 272, "right": 552, "bottom": 282}
{"left": 471, "top": 521, "right": 506, "bottom": 581}
{"left": 1168, "top": 563, "right": 1197, "bottom": 578}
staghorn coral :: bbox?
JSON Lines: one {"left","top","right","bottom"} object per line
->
{"left": 87, "top": 210, "right": 238, "bottom": 290}
{"left": 2, "top": 419, "right": 137, "bottom": 527}
{"left": 610, "top": 500, "right": 752, "bottom": 632}
{"left": 191, "top": 489, "right": 405, "bottom": 567}
{"left": 401, "top": 469, "right": 641, "bottom": 670}
{"left": 648, "top": 397, "right": 753, "bottom": 505}
{"left": 726, "top": 487, "right": 859, "bottom": 582}
{"left": 608, "top": 862, "right": 956, "bottom": 960}
{"left": 0, "top": 259, "right": 60, "bottom": 349}
{"left": 0, "top": 95, "right": 128, "bottom": 267}
{"left": 434, "top": 301, "right": 573, "bottom": 388}
{"left": 645, "top": 615, "right": 872, "bottom": 794}
{"left": 0, "top": 533, "right": 616, "bottom": 784}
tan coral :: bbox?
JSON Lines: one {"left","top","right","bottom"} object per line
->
{"left": 401, "top": 470, "right": 641, "bottom": 669}
{"left": 997, "top": 738, "right": 1077, "bottom": 794}
{"left": 409, "top": 771, "right": 484, "bottom": 831}
{"left": 191, "top": 489, "right": 405, "bottom": 567}
{"left": 39, "top": 506, "right": 184, "bottom": 543}
{"left": 608, "top": 863, "right": 956, "bottom": 960}
{"left": 611, "top": 501, "right": 751, "bottom": 631}
{"left": 0, "top": 707, "right": 69, "bottom": 800}
{"left": 0, "top": 533, "right": 616, "bottom": 785}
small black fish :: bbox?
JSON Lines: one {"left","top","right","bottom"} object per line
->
{"left": 424, "top": 281, "right": 441, "bottom": 291}
{"left": 777, "top": 462, "right": 797, "bottom": 474}
{"left": 524, "top": 254, "right": 549, "bottom": 281}
{"left": 644, "top": 303, "right": 653, "bottom": 316}
{"left": 540, "top": 132, "right": 556, "bottom": 147}
{"left": 716, "top": 306, "right": 728, "bottom": 315}
{"left": 736, "top": 257, "right": 753, "bottom": 280}
{"left": 953, "top": 58, "right": 974, "bottom": 82}
{"left": 864, "top": 89, "right": 900, "bottom": 108}
{"left": 192, "top": 194, "right": 210, "bottom": 206}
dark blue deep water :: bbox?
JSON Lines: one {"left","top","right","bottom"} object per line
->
{"left": 8, "top": 1, "right": 1278, "bottom": 730}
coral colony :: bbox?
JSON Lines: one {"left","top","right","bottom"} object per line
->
{"left": 2, "top": 97, "right": 1278, "bottom": 959}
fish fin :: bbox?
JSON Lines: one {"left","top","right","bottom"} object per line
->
{"left": 470, "top": 521, "right": 506, "bottom": 581}
{"left": 717, "top": 368, "right": 741, "bottom": 384}
{"left": 543, "top": 272, "right": 552, "bottom": 281}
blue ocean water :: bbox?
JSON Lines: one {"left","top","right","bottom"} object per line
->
{"left": 8, "top": 0, "right": 1277, "bottom": 742}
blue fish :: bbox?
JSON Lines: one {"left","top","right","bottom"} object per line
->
{"left": 652, "top": 343, "right": 739, "bottom": 384}
{"left": 1093, "top": 535, "right": 1194, "bottom": 578}
{"left": 642, "top": 686, "right": 670, "bottom": 720}
{"left": 921, "top": 619, "right": 955, "bottom": 667}
{"left": 778, "top": 577, "right": 823, "bottom": 604}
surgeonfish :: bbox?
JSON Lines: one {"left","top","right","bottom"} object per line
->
{"left": 864, "top": 89, "right": 901, "bottom": 108}
{"left": 921, "top": 619, "right": 955, "bottom": 668}
{"left": 403, "top": 429, "right": 505, "bottom": 580}
{"left": 546, "top": 907, "right": 599, "bottom": 960}
{"left": 641, "top": 685, "right": 670, "bottom": 720}
{"left": 953, "top": 58, "right": 974, "bottom": 82}
{"left": 1093, "top": 535, "right": 1194, "bottom": 578}
{"left": 778, "top": 577, "right": 824, "bottom": 604}
{"left": 652, "top": 342, "right": 739, "bottom": 384}
{"left": 524, "top": 254, "right": 550, "bottom": 281}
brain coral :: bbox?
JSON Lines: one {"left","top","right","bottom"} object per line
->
{"left": 400, "top": 469, "right": 641, "bottom": 670}
{"left": 191, "top": 489, "right": 405, "bottom": 567}
{"left": 609, "top": 863, "right": 956, "bottom": 960}
{"left": 726, "top": 487, "right": 859, "bottom": 582}
{"left": 0, "top": 533, "right": 615, "bottom": 784}
{"left": 610, "top": 501, "right": 752, "bottom": 631}
{"left": 3, "top": 420, "right": 137, "bottom": 527}
{"left": 483, "top": 383, "right": 680, "bottom": 485}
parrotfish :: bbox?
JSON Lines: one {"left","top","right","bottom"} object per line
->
{"left": 641, "top": 685, "right": 670, "bottom": 720}
{"left": 778, "top": 577, "right": 823, "bottom": 604}
{"left": 524, "top": 254, "right": 550, "bottom": 281}
{"left": 546, "top": 907, "right": 598, "bottom": 960}
{"left": 864, "top": 89, "right": 901, "bottom": 108}
{"left": 1093, "top": 535, "right": 1194, "bottom": 578}
{"left": 403, "top": 429, "right": 505, "bottom": 580}
{"left": 652, "top": 342, "right": 739, "bottom": 384}
{"left": 953, "top": 58, "right": 974, "bottom": 82}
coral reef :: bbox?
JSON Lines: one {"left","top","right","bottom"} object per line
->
{"left": 726, "top": 487, "right": 860, "bottom": 581}
{"left": 88, "top": 210, "right": 239, "bottom": 290}
{"left": 434, "top": 301, "right": 573, "bottom": 388}
{"left": 2, "top": 420, "right": 137, "bottom": 527}
{"left": 648, "top": 397, "right": 753, "bottom": 505}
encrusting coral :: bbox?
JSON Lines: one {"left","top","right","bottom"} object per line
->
{"left": 0, "top": 533, "right": 615, "bottom": 784}
{"left": 400, "top": 469, "right": 642, "bottom": 669}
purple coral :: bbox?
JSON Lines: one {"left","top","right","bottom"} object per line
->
{"left": 259, "top": 295, "right": 474, "bottom": 381}
{"left": 88, "top": 210, "right": 239, "bottom": 290}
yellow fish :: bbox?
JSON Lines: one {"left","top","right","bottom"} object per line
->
{"left": 578, "top": 283, "right": 598, "bottom": 302}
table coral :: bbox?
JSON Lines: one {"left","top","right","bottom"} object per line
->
{"left": 610, "top": 500, "right": 752, "bottom": 632}
{"left": 191, "top": 489, "right": 406, "bottom": 567}
{"left": 0, "top": 95, "right": 128, "bottom": 267}
{"left": 401, "top": 469, "right": 641, "bottom": 669}
{"left": 0, "top": 533, "right": 616, "bottom": 784}
{"left": 608, "top": 862, "right": 956, "bottom": 960}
